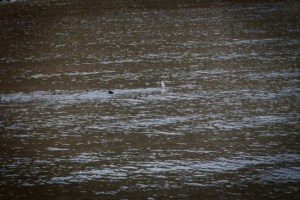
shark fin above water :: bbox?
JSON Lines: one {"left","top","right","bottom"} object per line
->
{"left": 161, "top": 81, "right": 167, "bottom": 93}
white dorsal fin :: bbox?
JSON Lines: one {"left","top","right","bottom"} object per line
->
{"left": 161, "top": 81, "right": 166, "bottom": 89}
{"left": 161, "top": 81, "right": 166, "bottom": 93}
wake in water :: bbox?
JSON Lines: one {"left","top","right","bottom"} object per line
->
{"left": 0, "top": 86, "right": 166, "bottom": 104}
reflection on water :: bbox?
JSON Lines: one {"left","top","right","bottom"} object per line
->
{"left": 0, "top": 0, "right": 300, "bottom": 199}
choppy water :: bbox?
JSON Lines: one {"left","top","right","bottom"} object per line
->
{"left": 0, "top": 0, "right": 300, "bottom": 199}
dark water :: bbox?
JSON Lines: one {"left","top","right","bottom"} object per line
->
{"left": 0, "top": 0, "right": 300, "bottom": 199}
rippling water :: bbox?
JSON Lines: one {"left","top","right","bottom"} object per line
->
{"left": 0, "top": 0, "right": 300, "bottom": 199}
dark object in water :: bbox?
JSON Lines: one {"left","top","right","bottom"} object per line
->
{"left": 108, "top": 90, "right": 114, "bottom": 94}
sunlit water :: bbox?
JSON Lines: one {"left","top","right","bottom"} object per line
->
{"left": 0, "top": 0, "right": 300, "bottom": 199}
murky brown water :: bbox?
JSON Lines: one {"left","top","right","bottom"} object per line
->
{"left": 0, "top": 0, "right": 300, "bottom": 199}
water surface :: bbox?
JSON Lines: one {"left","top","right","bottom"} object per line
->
{"left": 0, "top": 0, "right": 299, "bottom": 199}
